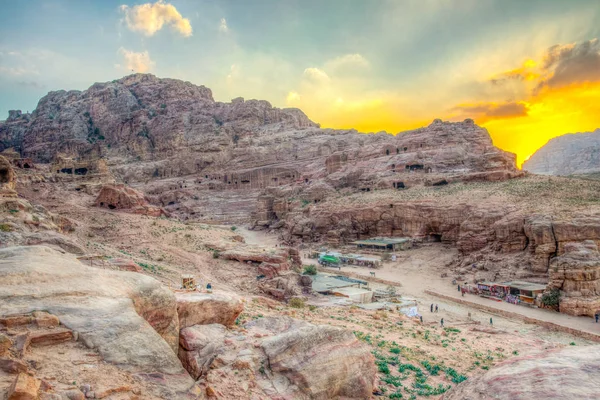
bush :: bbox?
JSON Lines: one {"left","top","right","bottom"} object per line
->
{"left": 289, "top": 297, "right": 305, "bottom": 308}
{"left": 0, "top": 224, "right": 13, "bottom": 232}
{"left": 230, "top": 226, "right": 237, "bottom": 231}
{"left": 541, "top": 288, "right": 560, "bottom": 309}
{"left": 212, "top": 250, "right": 220, "bottom": 259}
{"left": 303, "top": 264, "right": 317, "bottom": 275}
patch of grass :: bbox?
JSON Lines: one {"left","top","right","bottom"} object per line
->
{"left": 303, "top": 264, "right": 317, "bottom": 275}
{"left": 0, "top": 223, "right": 13, "bottom": 232}
{"left": 288, "top": 297, "right": 305, "bottom": 308}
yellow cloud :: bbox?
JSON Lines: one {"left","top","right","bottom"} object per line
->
{"left": 302, "top": 67, "right": 330, "bottom": 83}
{"left": 117, "top": 47, "right": 155, "bottom": 73}
{"left": 120, "top": 1, "right": 192, "bottom": 37}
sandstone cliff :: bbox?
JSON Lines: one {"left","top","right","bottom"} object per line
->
{"left": 0, "top": 74, "right": 520, "bottom": 224}
{"left": 523, "top": 129, "right": 600, "bottom": 175}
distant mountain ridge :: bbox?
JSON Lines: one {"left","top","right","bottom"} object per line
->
{"left": 523, "top": 129, "right": 600, "bottom": 175}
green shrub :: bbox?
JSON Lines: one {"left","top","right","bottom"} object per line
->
{"left": 376, "top": 360, "right": 390, "bottom": 374}
{"left": 230, "top": 226, "right": 237, "bottom": 231}
{"left": 0, "top": 224, "right": 13, "bottom": 232}
{"left": 541, "top": 288, "right": 560, "bottom": 309}
{"left": 303, "top": 264, "right": 317, "bottom": 275}
{"left": 212, "top": 250, "right": 220, "bottom": 259}
{"left": 289, "top": 297, "right": 305, "bottom": 308}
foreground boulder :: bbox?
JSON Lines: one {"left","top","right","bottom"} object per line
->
{"left": 442, "top": 345, "right": 600, "bottom": 400}
{"left": 175, "top": 290, "right": 243, "bottom": 329}
{"left": 0, "top": 246, "right": 194, "bottom": 397}
{"left": 178, "top": 324, "right": 227, "bottom": 379}
{"left": 184, "top": 316, "right": 376, "bottom": 399}
{"left": 261, "top": 324, "right": 376, "bottom": 399}
{"left": 7, "top": 373, "right": 40, "bottom": 400}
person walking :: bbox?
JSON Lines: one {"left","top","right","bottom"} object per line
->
{"left": 430, "top": 304, "right": 433, "bottom": 313}
{"left": 457, "top": 284, "right": 461, "bottom": 292}
{"left": 440, "top": 318, "right": 444, "bottom": 327}
{"left": 435, "top": 304, "right": 439, "bottom": 313}
{"left": 206, "top": 283, "right": 212, "bottom": 293}
{"left": 490, "top": 317, "right": 493, "bottom": 326}
{"left": 595, "top": 312, "right": 599, "bottom": 323}
{"left": 420, "top": 315, "right": 423, "bottom": 324}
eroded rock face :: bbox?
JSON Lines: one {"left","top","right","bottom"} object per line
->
{"left": 175, "top": 290, "right": 244, "bottom": 329}
{"left": 523, "top": 129, "right": 600, "bottom": 176}
{"left": 94, "top": 184, "right": 163, "bottom": 217}
{"left": 176, "top": 316, "right": 375, "bottom": 400}
{"left": 261, "top": 324, "right": 377, "bottom": 400}
{"left": 548, "top": 241, "right": 600, "bottom": 316}
{"left": 0, "top": 156, "right": 17, "bottom": 197}
{"left": 442, "top": 345, "right": 600, "bottom": 400}
{"left": 0, "top": 74, "right": 520, "bottom": 225}
{"left": 178, "top": 324, "right": 227, "bottom": 379}
{"left": 0, "top": 246, "right": 194, "bottom": 396}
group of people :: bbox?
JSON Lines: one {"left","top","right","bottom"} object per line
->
{"left": 429, "top": 303, "right": 494, "bottom": 327}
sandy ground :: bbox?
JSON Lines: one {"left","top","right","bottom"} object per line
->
{"left": 297, "top": 242, "right": 598, "bottom": 345}
{"left": 10, "top": 177, "right": 597, "bottom": 400}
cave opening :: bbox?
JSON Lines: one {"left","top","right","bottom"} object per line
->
{"left": 74, "top": 167, "right": 88, "bottom": 176}
{"left": 108, "top": 204, "right": 116, "bottom": 209}
{"left": 0, "top": 167, "right": 8, "bottom": 183}
{"left": 393, "top": 182, "right": 405, "bottom": 189}
{"left": 23, "top": 163, "right": 31, "bottom": 169}
{"left": 428, "top": 234, "right": 442, "bottom": 242}
{"left": 60, "top": 168, "right": 73, "bottom": 174}
{"left": 432, "top": 179, "right": 448, "bottom": 186}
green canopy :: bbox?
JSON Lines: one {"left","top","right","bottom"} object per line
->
{"left": 319, "top": 255, "right": 340, "bottom": 264}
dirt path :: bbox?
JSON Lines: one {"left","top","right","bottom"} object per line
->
{"left": 333, "top": 246, "right": 600, "bottom": 342}
{"left": 235, "top": 227, "right": 280, "bottom": 247}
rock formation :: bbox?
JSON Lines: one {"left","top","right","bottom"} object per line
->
{"left": 177, "top": 316, "right": 376, "bottom": 399}
{"left": 175, "top": 291, "right": 243, "bottom": 328}
{"left": 0, "top": 246, "right": 195, "bottom": 397}
{"left": 94, "top": 183, "right": 163, "bottom": 216}
{"left": 523, "top": 129, "right": 600, "bottom": 175}
{"left": 547, "top": 240, "right": 600, "bottom": 316}
{"left": 0, "top": 156, "right": 16, "bottom": 197}
{"left": 0, "top": 74, "right": 520, "bottom": 225}
{"left": 442, "top": 345, "right": 600, "bottom": 400}
{"left": 1, "top": 73, "right": 599, "bottom": 316}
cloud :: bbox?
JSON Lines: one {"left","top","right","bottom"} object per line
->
{"left": 120, "top": 1, "right": 192, "bottom": 37}
{"left": 16, "top": 81, "right": 45, "bottom": 89}
{"left": 302, "top": 67, "right": 330, "bottom": 83}
{"left": 219, "top": 18, "right": 228, "bottom": 33}
{"left": 490, "top": 59, "right": 539, "bottom": 85}
{"left": 117, "top": 48, "right": 155, "bottom": 73}
{"left": 0, "top": 66, "right": 37, "bottom": 76}
{"left": 536, "top": 38, "right": 600, "bottom": 90}
{"left": 286, "top": 91, "right": 301, "bottom": 104}
{"left": 451, "top": 101, "right": 529, "bottom": 123}
{"left": 324, "top": 53, "right": 370, "bottom": 72}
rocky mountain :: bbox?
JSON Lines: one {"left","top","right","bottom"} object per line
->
{"left": 0, "top": 74, "right": 520, "bottom": 224}
{"left": 522, "top": 129, "right": 600, "bottom": 175}
{"left": 1, "top": 74, "right": 599, "bottom": 317}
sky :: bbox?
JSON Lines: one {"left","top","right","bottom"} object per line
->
{"left": 1, "top": 0, "right": 600, "bottom": 166}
